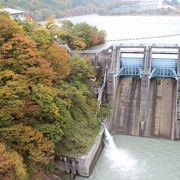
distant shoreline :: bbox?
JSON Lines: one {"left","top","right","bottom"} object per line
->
{"left": 58, "top": 12, "right": 180, "bottom": 20}
{"left": 60, "top": 12, "right": 180, "bottom": 20}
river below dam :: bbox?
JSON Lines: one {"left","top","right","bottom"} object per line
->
{"left": 76, "top": 135, "right": 180, "bottom": 180}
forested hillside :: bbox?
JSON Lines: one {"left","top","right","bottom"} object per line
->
{"left": 0, "top": 0, "right": 128, "bottom": 20}
{"left": 0, "top": 9, "right": 103, "bottom": 179}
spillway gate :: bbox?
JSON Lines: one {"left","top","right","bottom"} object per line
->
{"left": 110, "top": 45, "right": 178, "bottom": 79}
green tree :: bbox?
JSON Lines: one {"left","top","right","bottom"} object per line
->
{"left": 0, "top": 71, "right": 29, "bottom": 127}
{"left": 72, "top": 23, "right": 93, "bottom": 47}
{"left": 61, "top": 20, "right": 74, "bottom": 32}
{"left": 68, "top": 54, "right": 94, "bottom": 81}
{"left": 36, "top": 123, "right": 63, "bottom": 144}
{"left": 33, "top": 27, "right": 52, "bottom": 49}
{"left": 30, "top": 83, "right": 59, "bottom": 122}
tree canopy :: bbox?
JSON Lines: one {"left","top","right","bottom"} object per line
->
{"left": 47, "top": 19, "right": 106, "bottom": 50}
{"left": 0, "top": 13, "right": 100, "bottom": 179}
{"left": 0, "top": 0, "right": 124, "bottom": 20}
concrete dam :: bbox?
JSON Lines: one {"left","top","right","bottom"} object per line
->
{"left": 81, "top": 44, "right": 180, "bottom": 140}
{"left": 57, "top": 45, "right": 180, "bottom": 177}
{"left": 107, "top": 44, "right": 180, "bottom": 140}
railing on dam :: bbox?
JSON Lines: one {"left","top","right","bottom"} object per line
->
{"left": 110, "top": 45, "right": 179, "bottom": 80}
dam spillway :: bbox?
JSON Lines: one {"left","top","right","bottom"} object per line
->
{"left": 109, "top": 45, "right": 179, "bottom": 140}
{"left": 112, "top": 77, "right": 141, "bottom": 136}
{"left": 111, "top": 77, "right": 176, "bottom": 139}
{"left": 78, "top": 44, "right": 180, "bottom": 140}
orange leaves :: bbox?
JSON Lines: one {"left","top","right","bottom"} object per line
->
{"left": 0, "top": 143, "right": 27, "bottom": 180}
{"left": 0, "top": 43, "right": 13, "bottom": 53}
{"left": 0, "top": 32, "right": 55, "bottom": 85}
{"left": 46, "top": 43, "right": 70, "bottom": 81}
{"left": 91, "top": 31, "right": 100, "bottom": 45}
{"left": 0, "top": 16, "right": 22, "bottom": 44}
{"left": 0, "top": 125, "right": 54, "bottom": 165}
{"left": 1, "top": 33, "right": 37, "bottom": 59}
{"left": 24, "top": 99, "right": 40, "bottom": 118}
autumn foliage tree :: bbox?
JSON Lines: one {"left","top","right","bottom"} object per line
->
{"left": 0, "top": 125, "right": 54, "bottom": 165}
{"left": 0, "top": 143, "right": 27, "bottom": 180}
{"left": 47, "top": 19, "right": 106, "bottom": 50}
{"left": 0, "top": 16, "right": 22, "bottom": 45}
{"left": 0, "top": 71, "right": 29, "bottom": 127}
{"left": 0, "top": 13, "right": 100, "bottom": 179}
{"left": 45, "top": 43, "right": 70, "bottom": 81}
{"left": 0, "top": 33, "right": 55, "bottom": 85}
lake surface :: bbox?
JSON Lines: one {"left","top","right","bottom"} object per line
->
{"left": 76, "top": 135, "right": 180, "bottom": 180}
{"left": 63, "top": 14, "right": 180, "bottom": 49}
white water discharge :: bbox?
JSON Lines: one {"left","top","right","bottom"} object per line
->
{"left": 76, "top": 134, "right": 180, "bottom": 180}
{"left": 103, "top": 126, "right": 137, "bottom": 172}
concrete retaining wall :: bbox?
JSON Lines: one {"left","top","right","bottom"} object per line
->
{"left": 55, "top": 127, "right": 104, "bottom": 177}
{"left": 55, "top": 114, "right": 113, "bottom": 177}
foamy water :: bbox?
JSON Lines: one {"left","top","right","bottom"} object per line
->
{"left": 104, "top": 128, "right": 137, "bottom": 172}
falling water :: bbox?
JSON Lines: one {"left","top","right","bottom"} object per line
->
{"left": 103, "top": 126, "right": 137, "bottom": 172}
{"left": 104, "top": 126, "right": 116, "bottom": 149}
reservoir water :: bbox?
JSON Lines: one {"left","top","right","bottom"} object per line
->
{"left": 64, "top": 14, "right": 180, "bottom": 49}
{"left": 69, "top": 15, "right": 180, "bottom": 180}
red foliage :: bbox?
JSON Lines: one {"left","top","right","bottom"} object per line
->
{"left": 91, "top": 32, "right": 100, "bottom": 45}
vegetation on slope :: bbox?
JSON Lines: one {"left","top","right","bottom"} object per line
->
{"left": 0, "top": 10, "right": 102, "bottom": 179}
{"left": 46, "top": 18, "right": 106, "bottom": 50}
{"left": 2, "top": 0, "right": 170, "bottom": 20}
{"left": 0, "top": 0, "right": 108, "bottom": 20}
{"left": 2, "top": 0, "right": 180, "bottom": 21}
